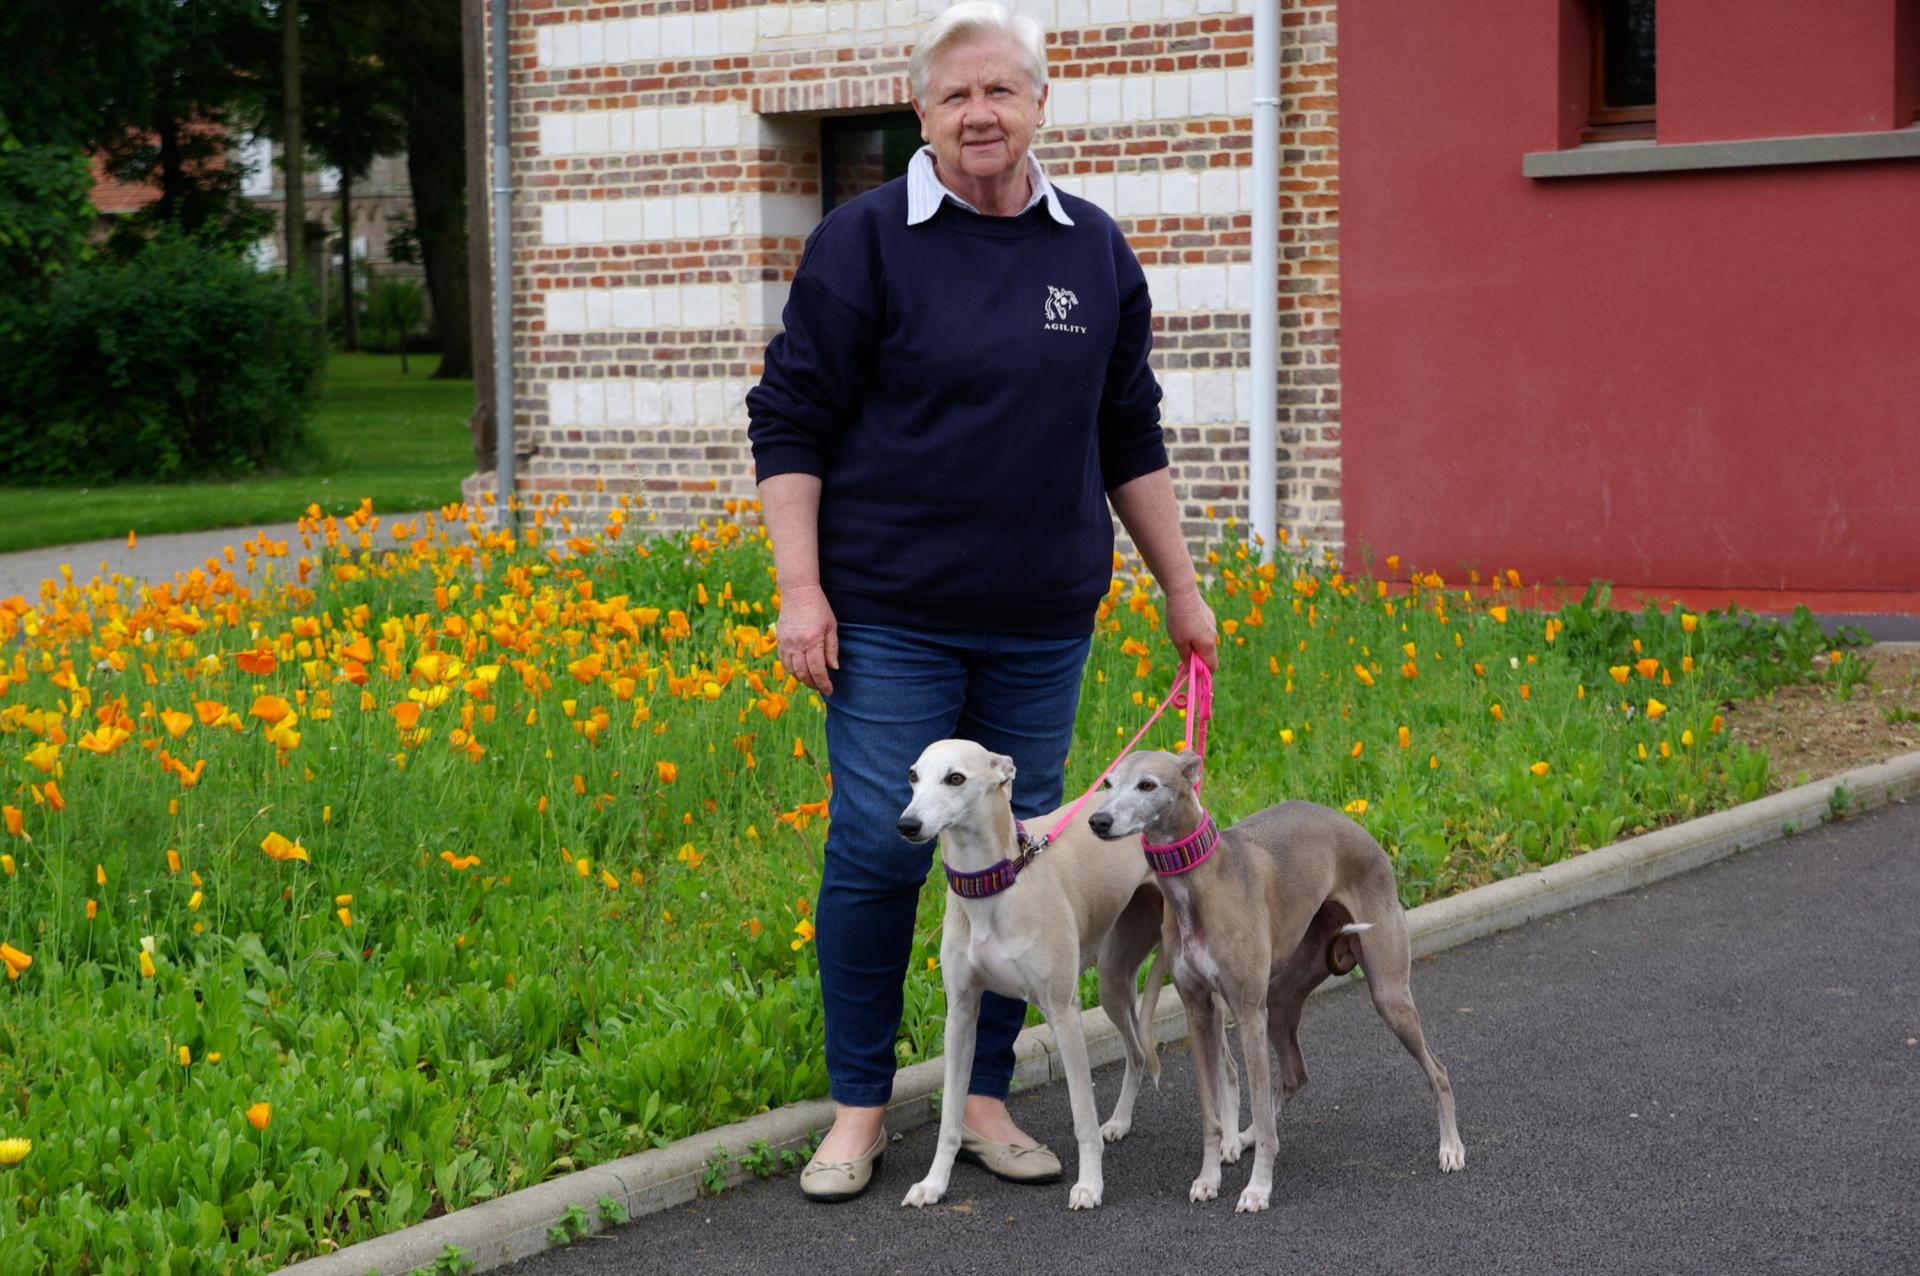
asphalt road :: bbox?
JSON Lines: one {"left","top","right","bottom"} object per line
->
{"left": 515, "top": 798, "right": 1920, "bottom": 1276}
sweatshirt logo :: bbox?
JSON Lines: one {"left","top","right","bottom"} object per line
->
{"left": 1043, "top": 285, "right": 1086, "bottom": 334}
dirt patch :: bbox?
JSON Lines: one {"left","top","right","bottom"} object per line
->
{"left": 1724, "top": 647, "right": 1920, "bottom": 790}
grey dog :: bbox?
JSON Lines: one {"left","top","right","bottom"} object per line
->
{"left": 1090, "top": 748, "right": 1466, "bottom": 1212}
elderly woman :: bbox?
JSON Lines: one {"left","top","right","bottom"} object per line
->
{"left": 746, "top": 1, "right": 1216, "bottom": 1202}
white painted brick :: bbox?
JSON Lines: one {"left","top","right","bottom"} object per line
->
{"left": 631, "top": 17, "right": 660, "bottom": 59}
{"left": 758, "top": 6, "right": 791, "bottom": 39}
{"left": 541, "top": 204, "right": 568, "bottom": 245}
{"left": 682, "top": 286, "right": 721, "bottom": 327}
{"left": 745, "top": 193, "right": 819, "bottom": 237}
{"left": 1161, "top": 371, "right": 1194, "bottom": 424}
{"left": 1154, "top": 75, "right": 1190, "bottom": 120}
{"left": 569, "top": 202, "right": 606, "bottom": 244}
{"left": 661, "top": 108, "right": 703, "bottom": 149}
{"left": 1081, "top": 173, "right": 1117, "bottom": 213}
{"left": 1090, "top": 0, "right": 1128, "bottom": 23}
{"left": 789, "top": 4, "right": 826, "bottom": 36}
{"left": 577, "top": 22, "right": 603, "bottom": 66}
{"left": 574, "top": 113, "right": 609, "bottom": 155}
{"left": 1225, "top": 68, "right": 1253, "bottom": 115}
{"left": 1058, "top": 0, "right": 1089, "bottom": 28}
{"left": 632, "top": 110, "right": 659, "bottom": 151}
{"left": 547, "top": 291, "right": 585, "bottom": 332}
{"left": 1089, "top": 79, "right": 1122, "bottom": 124}
{"left": 1227, "top": 264, "right": 1251, "bottom": 311}
{"left": 536, "top": 28, "right": 553, "bottom": 69}
{"left": 694, "top": 381, "right": 724, "bottom": 425}
{"left": 552, "top": 25, "right": 580, "bottom": 68}
{"left": 605, "top": 20, "right": 630, "bottom": 64}
{"left": 667, "top": 382, "right": 695, "bottom": 425}
{"left": 1130, "top": 0, "right": 1162, "bottom": 17}
{"left": 548, "top": 382, "right": 576, "bottom": 426}
{"left": 653, "top": 289, "right": 681, "bottom": 327}
{"left": 576, "top": 382, "right": 605, "bottom": 426}
{"left": 886, "top": 0, "right": 917, "bottom": 30}
{"left": 827, "top": 2, "right": 856, "bottom": 33}
{"left": 608, "top": 287, "right": 643, "bottom": 329}
{"left": 659, "top": 14, "right": 693, "bottom": 56}
{"left": 700, "top": 195, "right": 731, "bottom": 234}
{"left": 1162, "top": 0, "right": 1196, "bottom": 15}
{"left": 721, "top": 10, "right": 758, "bottom": 53}
{"left": 584, "top": 290, "right": 613, "bottom": 332}
{"left": 1161, "top": 171, "right": 1198, "bottom": 214}
{"left": 704, "top": 105, "right": 740, "bottom": 147}
{"left": 1123, "top": 77, "right": 1154, "bottom": 122}
{"left": 1197, "top": 0, "right": 1233, "bottom": 12}
{"left": 746, "top": 281, "right": 793, "bottom": 325}
{"left": 719, "top": 286, "right": 745, "bottom": 326}
{"left": 643, "top": 199, "right": 675, "bottom": 241}
{"left": 1188, "top": 71, "right": 1226, "bottom": 118}
{"left": 607, "top": 201, "right": 642, "bottom": 242}
{"left": 673, "top": 198, "right": 703, "bottom": 239}
{"left": 635, "top": 382, "right": 663, "bottom": 425}
{"left": 692, "top": 14, "right": 721, "bottom": 55}
{"left": 1142, "top": 266, "right": 1177, "bottom": 310}
{"left": 1116, "top": 172, "right": 1158, "bottom": 216}
{"left": 1198, "top": 168, "right": 1239, "bottom": 213}
{"left": 1234, "top": 369, "right": 1251, "bottom": 420}
{"left": 538, "top": 114, "right": 573, "bottom": 156}
{"left": 857, "top": 1, "right": 885, "bottom": 34}
{"left": 1049, "top": 80, "right": 1088, "bottom": 126}
{"left": 606, "top": 381, "right": 634, "bottom": 424}
{"left": 608, "top": 111, "right": 632, "bottom": 152}
{"left": 1238, "top": 168, "right": 1253, "bottom": 211}
{"left": 1194, "top": 371, "right": 1233, "bottom": 423}
{"left": 1181, "top": 266, "right": 1227, "bottom": 310}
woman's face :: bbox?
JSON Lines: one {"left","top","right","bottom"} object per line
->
{"left": 914, "top": 34, "right": 1047, "bottom": 185}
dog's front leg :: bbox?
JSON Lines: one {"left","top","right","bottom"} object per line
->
{"left": 1181, "top": 984, "right": 1226, "bottom": 1203}
{"left": 1043, "top": 991, "right": 1107, "bottom": 1209}
{"left": 903, "top": 964, "right": 981, "bottom": 1209}
{"left": 1233, "top": 1002, "right": 1277, "bottom": 1213}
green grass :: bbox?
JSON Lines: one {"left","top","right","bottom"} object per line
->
{"left": 0, "top": 355, "right": 474, "bottom": 554}
{"left": 0, "top": 504, "right": 1844, "bottom": 1271}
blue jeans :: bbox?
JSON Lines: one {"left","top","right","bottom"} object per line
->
{"left": 817, "top": 623, "right": 1092, "bottom": 1108}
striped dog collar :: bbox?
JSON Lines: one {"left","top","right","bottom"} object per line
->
{"left": 1142, "top": 812, "right": 1219, "bottom": 876}
{"left": 943, "top": 821, "right": 1044, "bottom": 899}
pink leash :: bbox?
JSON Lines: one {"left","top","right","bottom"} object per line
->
{"left": 1035, "top": 651, "right": 1214, "bottom": 847}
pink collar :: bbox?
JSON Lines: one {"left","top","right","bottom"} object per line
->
{"left": 1143, "top": 812, "right": 1219, "bottom": 876}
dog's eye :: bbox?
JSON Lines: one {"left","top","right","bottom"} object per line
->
{"left": 945, "top": 772, "right": 965, "bottom": 786}
{"left": 1098, "top": 778, "right": 1112, "bottom": 790}
{"left": 907, "top": 769, "right": 919, "bottom": 785}
{"left": 1137, "top": 779, "right": 1157, "bottom": 792}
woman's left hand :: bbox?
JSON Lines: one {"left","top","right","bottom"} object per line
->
{"left": 1166, "top": 589, "right": 1219, "bottom": 673}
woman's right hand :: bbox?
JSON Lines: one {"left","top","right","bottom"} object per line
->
{"left": 777, "top": 582, "right": 839, "bottom": 696}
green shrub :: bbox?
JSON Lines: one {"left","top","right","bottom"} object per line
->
{"left": 0, "top": 235, "right": 324, "bottom": 484}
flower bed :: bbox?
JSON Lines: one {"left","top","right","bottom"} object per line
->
{"left": 0, "top": 498, "right": 1832, "bottom": 1271}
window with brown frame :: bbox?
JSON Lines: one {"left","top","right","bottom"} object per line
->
{"left": 1587, "top": 0, "right": 1656, "bottom": 142}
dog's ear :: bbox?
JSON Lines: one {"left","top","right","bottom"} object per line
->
{"left": 989, "top": 752, "right": 1017, "bottom": 789}
{"left": 1176, "top": 748, "right": 1205, "bottom": 787}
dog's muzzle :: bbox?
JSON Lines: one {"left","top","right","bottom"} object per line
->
{"left": 897, "top": 814, "right": 926, "bottom": 842}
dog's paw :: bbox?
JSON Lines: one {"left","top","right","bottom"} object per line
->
{"left": 1189, "top": 1175, "right": 1220, "bottom": 1204}
{"left": 1068, "top": 1181, "right": 1103, "bottom": 1210}
{"left": 1439, "top": 1138, "right": 1466, "bottom": 1173}
{"left": 901, "top": 1179, "right": 946, "bottom": 1208}
{"left": 1099, "top": 1118, "right": 1131, "bottom": 1144}
{"left": 1235, "top": 1183, "right": 1272, "bottom": 1214}
{"left": 1219, "top": 1124, "right": 1252, "bottom": 1164}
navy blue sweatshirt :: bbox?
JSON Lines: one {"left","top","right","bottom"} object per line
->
{"left": 745, "top": 177, "right": 1166, "bottom": 637}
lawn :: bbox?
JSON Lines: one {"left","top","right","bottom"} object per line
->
{"left": 0, "top": 354, "right": 474, "bottom": 554}
{"left": 0, "top": 500, "right": 1842, "bottom": 1272}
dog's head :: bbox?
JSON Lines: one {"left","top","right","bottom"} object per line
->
{"left": 1087, "top": 749, "right": 1201, "bottom": 839}
{"left": 896, "top": 739, "right": 1017, "bottom": 844}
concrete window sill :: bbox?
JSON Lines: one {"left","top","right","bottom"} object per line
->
{"left": 1523, "top": 125, "right": 1920, "bottom": 178}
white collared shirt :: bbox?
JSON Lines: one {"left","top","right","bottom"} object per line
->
{"left": 905, "top": 144, "right": 1075, "bottom": 226}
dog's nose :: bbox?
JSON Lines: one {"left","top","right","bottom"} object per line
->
{"left": 1089, "top": 811, "right": 1112, "bottom": 836}
{"left": 897, "top": 815, "right": 922, "bottom": 840}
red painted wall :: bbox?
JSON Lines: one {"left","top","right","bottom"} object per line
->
{"left": 1340, "top": 0, "right": 1920, "bottom": 596}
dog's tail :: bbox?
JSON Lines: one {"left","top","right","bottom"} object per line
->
{"left": 1139, "top": 945, "right": 1171, "bottom": 1087}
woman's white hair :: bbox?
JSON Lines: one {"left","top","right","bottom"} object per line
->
{"left": 909, "top": 2, "right": 1049, "bottom": 104}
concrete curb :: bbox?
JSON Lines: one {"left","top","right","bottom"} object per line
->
{"left": 279, "top": 747, "right": 1920, "bottom": 1275}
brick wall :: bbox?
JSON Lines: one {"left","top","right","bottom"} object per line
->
{"left": 475, "top": 0, "right": 1342, "bottom": 554}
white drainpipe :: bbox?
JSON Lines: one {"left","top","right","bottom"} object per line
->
{"left": 1250, "top": 0, "right": 1280, "bottom": 561}
{"left": 491, "top": 0, "right": 517, "bottom": 524}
